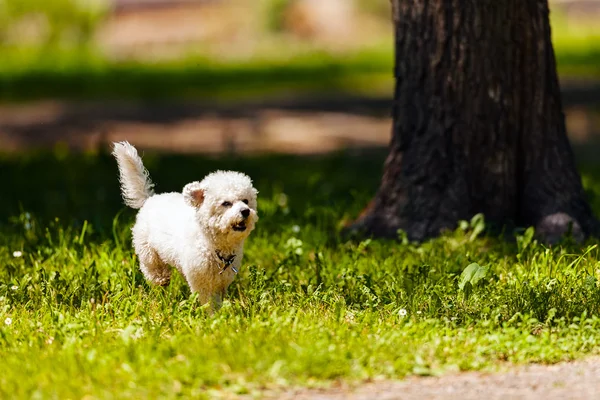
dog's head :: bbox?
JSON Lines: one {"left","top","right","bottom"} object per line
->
{"left": 183, "top": 171, "right": 258, "bottom": 242}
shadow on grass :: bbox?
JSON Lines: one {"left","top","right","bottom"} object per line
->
{"left": 4, "top": 141, "right": 600, "bottom": 227}
{"left": 0, "top": 148, "right": 387, "bottom": 238}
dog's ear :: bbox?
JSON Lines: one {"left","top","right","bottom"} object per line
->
{"left": 183, "top": 182, "right": 204, "bottom": 208}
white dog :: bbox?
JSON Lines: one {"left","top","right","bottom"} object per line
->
{"left": 112, "top": 141, "right": 258, "bottom": 308}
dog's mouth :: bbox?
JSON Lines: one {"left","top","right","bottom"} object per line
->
{"left": 232, "top": 221, "right": 247, "bottom": 232}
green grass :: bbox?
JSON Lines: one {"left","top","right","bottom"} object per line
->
{"left": 0, "top": 47, "right": 395, "bottom": 102}
{"left": 2, "top": 40, "right": 599, "bottom": 103}
{"left": 2, "top": 149, "right": 600, "bottom": 398}
{"left": 550, "top": 10, "right": 600, "bottom": 78}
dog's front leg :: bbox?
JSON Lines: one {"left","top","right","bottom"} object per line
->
{"left": 184, "top": 274, "right": 212, "bottom": 306}
{"left": 190, "top": 288, "right": 219, "bottom": 315}
{"left": 209, "top": 290, "right": 225, "bottom": 312}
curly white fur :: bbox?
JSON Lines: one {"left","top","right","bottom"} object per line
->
{"left": 112, "top": 141, "right": 259, "bottom": 309}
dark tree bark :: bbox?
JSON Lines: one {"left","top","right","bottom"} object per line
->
{"left": 349, "top": 0, "right": 599, "bottom": 243}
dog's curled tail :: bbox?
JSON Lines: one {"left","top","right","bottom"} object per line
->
{"left": 112, "top": 141, "right": 155, "bottom": 209}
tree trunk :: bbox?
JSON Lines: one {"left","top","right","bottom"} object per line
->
{"left": 349, "top": 0, "right": 598, "bottom": 243}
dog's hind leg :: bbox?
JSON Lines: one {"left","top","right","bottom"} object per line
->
{"left": 136, "top": 245, "right": 171, "bottom": 287}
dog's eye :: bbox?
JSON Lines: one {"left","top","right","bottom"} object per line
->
{"left": 242, "top": 199, "right": 249, "bottom": 204}
{"left": 221, "top": 201, "right": 232, "bottom": 207}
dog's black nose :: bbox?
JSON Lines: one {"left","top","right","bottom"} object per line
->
{"left": 241, "top": 209, "right": 250, "bottom": 218}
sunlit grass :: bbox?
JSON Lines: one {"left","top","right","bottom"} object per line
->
{"left": 0, "top": 46, "right": 395, "bottom": 102}
{"left": 1, "top": 150, "right": 600, "bottom": 397}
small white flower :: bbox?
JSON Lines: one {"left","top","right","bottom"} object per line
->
{"left": 416, "top": 311, "right": 422, "bottom": 315}
{"left": 291, "top": 225, "right": 300, "bottom": 233}
{"left": 10, "top": 285, "right": 18, "bottom": 291}
{"left": 12, "top": 251, "right": 22, "bottom": 258}
{"left": 4, "top": 318, "right": 12, "bottom": 326}
{"left": 398, "top": 308, "right": 407, "bottom": 317}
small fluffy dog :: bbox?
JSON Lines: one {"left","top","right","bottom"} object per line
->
{"left": 112, "top": 141, "right": 258, "bottom": 308}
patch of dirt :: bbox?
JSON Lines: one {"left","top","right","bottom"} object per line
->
{"left": 261, "top": 358, "right": 600, "bottom": 400}
{"left": 0, "top": 98, "right": 393, "bottom": 154}
{"left": 0, "top": 97, "right": 598, "bottom": 155}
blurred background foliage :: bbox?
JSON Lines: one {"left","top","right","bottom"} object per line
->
{"left": 0, "top": 0, "right": 598, "bottom": 101}
{"left": 0, "top": 0, "right": 106, "bottom": 47}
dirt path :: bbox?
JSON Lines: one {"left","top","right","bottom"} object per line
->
{"left": 261, "top": 358, "right": 600, "bottom": 399}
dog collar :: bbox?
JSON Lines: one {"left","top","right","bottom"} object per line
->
{"left": 216, "top": 250, "right": 238, "bottom": 274}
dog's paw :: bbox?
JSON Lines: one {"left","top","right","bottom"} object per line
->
{"left": 157, "top": 278, "right": 171, "bottom": 287}
{"left": 150, "top": 275, "right": 171, "bottom": 287}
